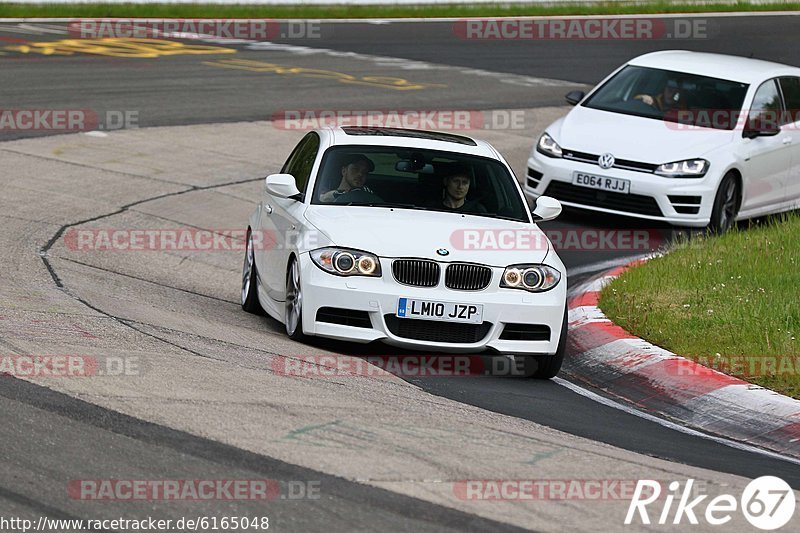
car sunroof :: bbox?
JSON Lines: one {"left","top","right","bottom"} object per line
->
{"left": 341, "top": 127, "right": 478, "bottom": 146}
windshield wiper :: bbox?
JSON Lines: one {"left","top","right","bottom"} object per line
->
{"left": 482, "top": 213, "right": 529, "bottom": 222}
{"left": 342, "top": 203, "right": 527, "bottom": 221}
{"left": 344, "top": 202, "right": 424, "bottom": 209}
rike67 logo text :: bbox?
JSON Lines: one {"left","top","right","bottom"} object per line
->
{"left": 625, "top": 477, "right": 795, "bottom": 530}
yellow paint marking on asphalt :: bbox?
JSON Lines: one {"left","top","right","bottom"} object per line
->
{"left": 203, "top": 58, "right": 445, "bottom": 91}
{"left": 3, "top": 38, "right": 236, "bottom": 58}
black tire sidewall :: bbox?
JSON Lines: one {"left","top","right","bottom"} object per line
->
{"left": 709, "top": 173, "right": 739, "bottom": 234}
{"left": 241, "top": 229, "right": 263, "bottom": 314}
{"left": 286, "top": 259, "right": 305, "bottom": 341}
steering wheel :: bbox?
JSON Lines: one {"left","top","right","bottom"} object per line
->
{"left": 333, "top": 189, "right": 384, "bottom": 204}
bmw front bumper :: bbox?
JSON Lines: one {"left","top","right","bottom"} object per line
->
{"left": 298, "top": 253, "right": 567, "bottom": 355}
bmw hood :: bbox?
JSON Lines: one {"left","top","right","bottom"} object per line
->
{"left": 549, "top": 105, "right": 736, "bottom": 164}
{"left": 303, "top": 206, "right": 551, "bottom": 268}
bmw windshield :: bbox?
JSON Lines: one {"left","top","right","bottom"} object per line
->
{"left": 311, "top": 146, "right": 530, "bottom": 223}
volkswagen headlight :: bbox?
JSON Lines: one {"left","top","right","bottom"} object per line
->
{"left": 655, "top": 159, "right": 709, "bottom": 178}
{"left": 536, "top": 132, "right": 563, "bottom": 158}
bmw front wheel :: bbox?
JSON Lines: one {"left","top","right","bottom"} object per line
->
{"left": 241, "top": 229, "right": 263, "bottom": 314}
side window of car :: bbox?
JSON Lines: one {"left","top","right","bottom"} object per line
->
{"left": 749, "top": 79, "right": 783, "bottom": 127}
{"left": 779, "top": 77, "right": 800, "bottom": 125}
{"left": 281, "top": 132, "right": 320, "bottom": 194}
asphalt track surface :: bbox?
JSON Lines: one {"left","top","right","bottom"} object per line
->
{"left": 1, "top": 15, "right": 800, "bottom": 531}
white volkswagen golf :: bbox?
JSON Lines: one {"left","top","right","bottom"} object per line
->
{"left": 242, "top": 127, "right": 568, "bottom": 378}
{"left": 526, "top": 51, "right": 800, "bottom": 232}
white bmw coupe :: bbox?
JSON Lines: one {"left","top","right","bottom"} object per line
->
{"left": 242, "top": 127, "right": 567, "bottom": 378}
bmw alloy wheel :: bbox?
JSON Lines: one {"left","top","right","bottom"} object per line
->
{"left": 241, "top": 232, "right": 254, "bottom": 305}
{"left": 285, "top": 259, "right": 303, "bottom": 338}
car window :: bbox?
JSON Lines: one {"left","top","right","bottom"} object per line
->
{"left": 583, "top": 65, "right": 749, "bottom": 130}
{"left": 779, "top": 77, "right": 800, "bottom": 124}
{"left": 281, "top": 132, "right": 320, "bottom": 194}
{"left": 749, "top": 79, "right": 783, "bottom": 129}
{"left": 311, "top": 146, "right": 530, "bottom": 222}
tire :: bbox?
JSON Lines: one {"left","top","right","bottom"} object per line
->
{"left": 523, "top": 307, "right": 568, "bottom": 379}
{"left": 285, "top": 257, "right": 306, "bottom": 341}
{"left": 241, "top": 229, "right": 263, "bottom": 314}
{"left": 708, "top": 172, "right": 740, "bottom": 234}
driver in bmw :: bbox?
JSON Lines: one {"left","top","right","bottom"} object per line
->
{"left": 320, "top": 154, "right": 378, "bottom": 203}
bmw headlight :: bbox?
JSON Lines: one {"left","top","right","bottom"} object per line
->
{"left": 536, "top": 132, "right": 563, "bottom": 158}
{"left": 310, "top": 247, "right": 382, "bottom": 277}
{"left": 655, "top": 159, "right": 709, "bottom": 178}
{"left": 501, "top": 264, "right": 561, "bottom": 292}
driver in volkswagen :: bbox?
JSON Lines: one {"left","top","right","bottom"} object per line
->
{"left": 634, "top": 78, "right": 685, "bottom": 112}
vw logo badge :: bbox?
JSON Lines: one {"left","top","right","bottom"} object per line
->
{"left": 436, "top": 248, "right": 450, "bottom": 256}
{"left": 598, "top": 153, "right": 615, "bottom": 169}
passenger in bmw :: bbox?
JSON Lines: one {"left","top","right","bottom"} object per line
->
{"left": 433, "top": 165, "right": 487, "bottom": 214}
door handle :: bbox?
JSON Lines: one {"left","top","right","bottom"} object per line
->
{"left": 783, "top": 137, "right": 793, "bottom": 145}
{"left": 265, "top": 204, "right": 273, "bottom": 214}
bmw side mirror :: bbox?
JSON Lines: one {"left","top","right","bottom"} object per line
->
{"left": 265, "top": 173, "right": 302, "bottom": 200}
{"left": 565, "top": 90, "right": 585, "bottom": 106}
{"left": 532, "top": 196, "right": 562, "bottom": 222}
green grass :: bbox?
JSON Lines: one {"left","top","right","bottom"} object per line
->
{"left": 0, "top": 2, "right": 799, "bottom": 19}
{"left": 599, "top": 213, "right": 800, "bottom": 399}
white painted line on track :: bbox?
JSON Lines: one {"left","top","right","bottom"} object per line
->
{"left": 0, "top": 23, "right": 41, "bottom": 33}
{"left": 16, "top": 22, "right": 67, "bottom": 34}
{"left": 553, "top": 376, "right": 800, "bottom": 466}
{"left": 244, "top": 40, "right": 579, "bottom": 88}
